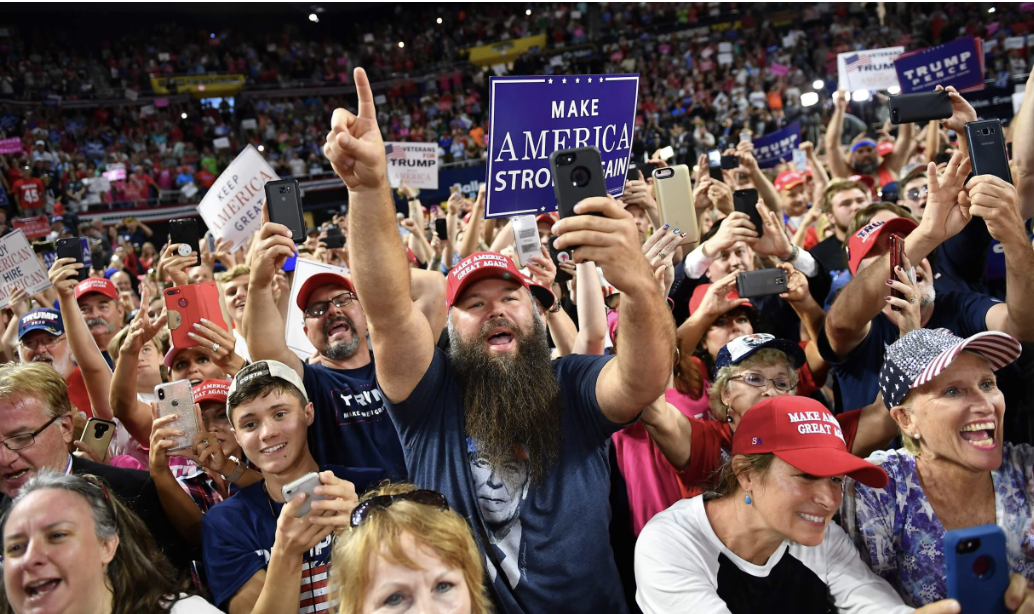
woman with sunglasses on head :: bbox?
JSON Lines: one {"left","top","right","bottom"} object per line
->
{"left": 1, "top": 471, "right": 221, "bottom": 614}
{"left": 635, "top": 395, "right": 986, "bottom": 614}
{"left": 332, "top": 483, "right": 491, "bottom": 614}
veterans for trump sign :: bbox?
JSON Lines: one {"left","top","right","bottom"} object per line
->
{"left": 0, "top": 230, "right": 52, "bottom": 309}
{"left": 894, "top": 36, "right": 985, "bottom": 94}
{"left": 837, "top": 46, "right": 904, "bottom": 92}
{"left": 385, "top": 142, "right": 439, "bottom": 190}
{"left": 751, "top": 122, "right": 801, "bottom": 169}
{"left": 197, "top": 145, "right": 280, "bottom": 252}
{"left": 484, "top": 74, "right": 639, "bottom": 219}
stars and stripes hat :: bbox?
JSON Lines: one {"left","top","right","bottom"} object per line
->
{"left": 880, "top": 329, "right": 1022, "bottom": 408}
{"left": 714, "top": 333, "right": 806, "bottom": 371}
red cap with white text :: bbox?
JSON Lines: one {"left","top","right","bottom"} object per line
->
{"left": 446, "top": 252, "right": 529, "bottom": 308}
{"left": 731, "top": 396, "right": 888, "bottom": 488}
{"left": 192, "top": 379, "right": 230, "bottom": 405}
{"left": 75, "top": 277, "right": 118, "bottom": 300}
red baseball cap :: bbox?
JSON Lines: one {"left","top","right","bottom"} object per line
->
{"left": 535, "top": 213, "right": 557, "bottom": 226}
{"left": 731, "top": 396, "right": 888, "bottom": 488}
{"left": 295, "top": 273, "right": 355, "bottom": 311}
{"left": 192, "top": 379, "right": 230, "bottom": 405}
{"left": 845, "top": 217, "right": 918, "bottom": 275}
{"left": 877, "top": 140, "right": 895, "bottom": 157}
{"left": 689, "top": 283, "right": 753, "bottom": 316}
{"left": 75, "top": 277, "right": 118, "bottom": 301}
{"left": 774, "top": 170, "right": 805, "bottom": 193}
{"left": 446, "top": 252, "right": 529, "bottom": 308}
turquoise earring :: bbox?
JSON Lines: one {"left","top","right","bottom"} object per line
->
{"left": 745, "top": 494, "right": 752, "bottom": 505}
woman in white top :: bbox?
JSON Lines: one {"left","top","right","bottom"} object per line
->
{"left": 1, "top": 471, "right": 220, "bottom": 614}
{"left": 634, "top": 395, "right": 1033, "bottom": 614}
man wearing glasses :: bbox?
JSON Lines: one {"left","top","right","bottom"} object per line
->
{"left": 16, "top": 308, "right": 96, "bottom": 419}
{"left": 0, "top": 361, "right": 191, "bottom": 571}
{"left": 244, "top": 223, "right": 446, "bottom": 479}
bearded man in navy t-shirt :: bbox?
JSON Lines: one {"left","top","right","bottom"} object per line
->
{"left": 322, "top": 67, "right": 676, "bottom": 614}
{"left": 244, "top": 219, "right": 446, "bottom": 479}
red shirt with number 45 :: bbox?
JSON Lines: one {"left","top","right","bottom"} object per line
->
{"left": 12, "top": 177, "right": 45, "bottom": 211}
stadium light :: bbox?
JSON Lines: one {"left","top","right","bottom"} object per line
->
{"left": 852, "top": 89, "right": 870, "bottom": 102}
{"left": 813, "top": 79, "right": 824, "bottom": 90}
{"left": 210, "top": 33, "right": 215, "bottom": 39}
{"left": 258, "top": 145, "right": 265, "bottom": 152}
{"left": 888, "top": 85, "right": 901, "bottom": 95}
{"left": 309, "top": 13, "right": 319, "bottom": 22}
{"left": 436, "top": 17, "right": 442, "bottom": 24}
{"left": 801, "top": 92, "right": 819, "bottom": 107}
{"left": 526, "top": 9, "right": 532, "bottom": 16}
{"left": 398, "top": 41, "right": 405, "bottom": 49}
{"left": 180, "top": 112, "right": 188, "bottom": 119}
{"left": 989, "top": 6, "right": 996, "bottom": 13}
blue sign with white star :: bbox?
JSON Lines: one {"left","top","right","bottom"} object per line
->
{"left": 484, "top": 74, "right": 640, "bottom": 219}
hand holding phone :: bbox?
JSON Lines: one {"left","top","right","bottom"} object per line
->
{"left": 736, "top": 269, "right": 788, "bottom": 299}
{"left": 945, "top": 525, "right": 1010, "bottom": 614}
{"left": 281, "top": 472, "right": 327, "bottom": 518}
{"left": 733, "top": 189, "right": 764, "bottom": 238}
{"left": 512, "top": 215, "right": 541, "bottom": 267}
{"left": 164, "top": 282, "right": 228, "bottom": 351}
{"left": 264, "top": 179, "right": 307, "bottom": 242}
{"left": 965, "top": 120, "right": 1012, "bottom": 184}
{"left": 169, "top": 218, "right": 201, "bottom": 265}
{"left": 550, "top": 147, "right": 607, "bottom": 261}
{"left": 77, "top": 418, "right": 116, "bottom": 462}
{"left": 154, "top": 380, "right": 200, "bottom": 452}
{"left": 707, "top": 149, "right": 724, "bottom": 182}
{"left": 56, "top": 238, "right": 88, "bottom": 283}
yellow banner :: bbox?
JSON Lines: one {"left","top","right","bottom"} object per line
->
{"left": 466, "top": 34, "right": 548, "bottom": 66}
{"left": 149, "top": 74, "right": 245, "bottom": 97}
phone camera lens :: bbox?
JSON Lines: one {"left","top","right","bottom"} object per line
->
{"left": 158, "top": 389, "right": 165, "bottom": 400}
{"left": 571, "top": 166, "right": 591, "bottom": 188}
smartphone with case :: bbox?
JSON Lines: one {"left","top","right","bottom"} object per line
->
{"left": 154, "top": 380, "right": 200, "bottom": 452}
{"left": 888, "top": 234, "right": 904, "bottom": 311}
{"left": 965, "top": 119, "right": 1013, "bottom": 184}
{"left": 653, "top": 165, "right": 699, "bottom": 247}
{"left": 707, "top": 149, "right": 724, "bottom": 182}
{"left": 169, "top": 218, "right": 200, "bottom": 264}
{"left": 720, "top": 155, "right": 739, "bottom": 170}
{"left": 512, "top": 214, "right": 541, "bottom": 268}
{"left": 78, "top": 418, "right": 116, "bottom": 462}
{"left": 56, "top": 238, "right": 88, "bottom": 282}
{"left": 548, "top": 235, "right": 573, "bottom": 285}
{"left": 282, "top": 472, "right": 327, "bottom": 518}
{"left": 733, "top": 188, "right": 764, "bottom": 238}
{"left": 945, "top": 525, "right": 1010, "bottom": 614}
{"left": 323, "top": 225, "right": 345, "bottom": 249}
{"left": 889, "top": 91, "right": 952, "bottom": 125}
{"left": 206, "top": 231, "right": 217, "bottom": 254}
{"left": 656, "top": 146, "right": 675, "bottom": 161}
{"left": 792, "top": 149, "right": 809, "bottom": 173}
{"left": 164, "top": 282, "right": 228, "bottom": 351}
{"left": 264, "top": 179, "right": 307, "bottom": 242}
{"left": 736, "top": 268, "right": 787, "bottom": 299}
{"left": 550, "top": 147, "right": 607, "bottom": 260}
{"left": 434, "top": 218, "right": 449, "bottom": 241}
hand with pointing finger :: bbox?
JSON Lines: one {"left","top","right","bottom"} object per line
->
{"left": 323, "top": 67, "right": 387, "bottom": 193}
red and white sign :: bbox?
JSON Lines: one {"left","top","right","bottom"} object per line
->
{"left": 0, "top": 230, "right": 53, "bottom": 309}
{"left": 385, "top": 141, "right": 439, "bottom": 190}
{"left": 197, "top": 144, "right": 280, "bottom": 252}
{"left": 12, "top": 215, "right": 50, "bottom": 240}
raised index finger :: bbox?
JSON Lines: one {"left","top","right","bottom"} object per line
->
{"left": 354, "top": 67, "right": 376, "bottom": 120}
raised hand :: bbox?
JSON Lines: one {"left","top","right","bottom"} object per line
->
{"left": 526, "top": 245, "right": 557, "bottom": 291}
{"left": 775, "top": 262, "right": 810, "bottom": 304}
{"left": 323, "top": 67, "right": 387, "bottom": 192}
{"left": 703, "top": 211, "right": 757, "bottom": 257}
{"left": 643, "top": 226, "right": 682, "bottom": 295}
{"left": 962, "top": 175, "right": 1024, "bottom": 243}
{"left": 934, "top": 85, "right": 978, "bottom": 134}
{"left": 919, "top": 151, "right": 972, "bottom": 246}
{"left": 884, "top": 253, "right": 922, "bottom": 336}
{"left": 695, "top": 272, "right": 750, "bottom": 321}
{"left": 752, "top": 202, "right": 793, "bottom": 259}
{"left": 48, "top": 257, "right": 83, "bottom": 302}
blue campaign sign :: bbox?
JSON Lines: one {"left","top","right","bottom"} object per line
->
{"left": 751, "top": 122, "right": 801, "bottom": 169}
{"left": 484, "top": 74, "right": 640, "bottom": 219}
{"left": 894, "top": 36, "right": 984, "bottom": 94}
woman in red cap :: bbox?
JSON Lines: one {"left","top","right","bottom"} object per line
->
{"left": 635, "top": 396, "right": 981, "bottom": 614}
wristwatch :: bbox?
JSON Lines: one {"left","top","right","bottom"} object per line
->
{"left": 779, "top": 244, "right": 799, "bottom": 262}
{"left": 548, "top": 294, "right": 562, "bottom": 313}
{"left": 221, "top": 459, "right": 245, "bottom": 484}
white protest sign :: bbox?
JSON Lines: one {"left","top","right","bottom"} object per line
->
{"left": 0, "top": 230, "right": 53, "bottom": 309}
{"left": 385, "top": 142, "right": 439, "bottom": 189}
{"left": 213, "top": 137, "right": 230, "bottom": 150}
{"left": 717, "top": 52, "right": 734, "bottom": 66}
{"left": 125, "top": 89, "right": 138, "bottom": 101}
{"left": 837, "top": 46, "right": 904, "bottom": 92}
{"left": 285, "top": 258, "right": 351, "bottom": 361}
{"left": 197, "top": 144, "right": 279, "bottom": 253}
{"left": 241, "top": 118, "right": 258, "bottom": 130}
{"left": 718, "top": 42, "right": 732, "bottom": 53}
{"left": 1005, "top": 36, "right": 1027, "bottom": 51}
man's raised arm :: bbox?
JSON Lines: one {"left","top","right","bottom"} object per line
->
{"left": 323, "top": 67, "right": 434, "bottom": 402}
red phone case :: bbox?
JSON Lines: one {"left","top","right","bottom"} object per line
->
{"left": 888, "top": 234, "right": 903, "bottom": 311}
{"left": 164, "top": 282, "right": 228, "bottom": 350}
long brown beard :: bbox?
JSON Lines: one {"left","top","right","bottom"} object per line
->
{"left": 448, "top": 311, "right": 562, "bottom": 483}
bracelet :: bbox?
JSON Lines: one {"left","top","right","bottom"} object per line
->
{"left": 548, "top": 296, "right": 562, "bottom": 313}
{"left": 221, "top": 459, "right": 245, "bottom": 484}
{"left": 779, "top": 244, "right": 799, "bottom": 262}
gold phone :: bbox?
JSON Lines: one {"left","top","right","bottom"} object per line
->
{"left": 78, "top": 418, "right": 116, "bottom": 462}
{"left": 653, "top": 165, "right": 700, "bottom": 248}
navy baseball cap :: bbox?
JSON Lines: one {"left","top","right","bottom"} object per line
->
{"left": 715, "top": 333, "right": 806, "bottom": 371}
{"left": 880, "top": 329, "right": 1021, "bottom": 408}
{"left": 18, "top": 308, "right": 65, "bottom": 340}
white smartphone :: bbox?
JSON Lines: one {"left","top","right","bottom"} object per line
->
{"left": 656, "top": 146, "right": 675, "bottom": 161}
{"left": 793, "top": 149, "right": 808, "bottom": 173}
{"left": 511, "top": 214, "right": 541, "bottom": 267}
{"left": 154, "top": 380, "right": 199, "bottom": 452}
{"left": 281, "top": 472, "right": 326, "bottom": 518}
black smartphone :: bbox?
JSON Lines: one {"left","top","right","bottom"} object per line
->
{"left": 323, "top": 225, "right": 345, "bottom": 249}
{"left": 264, "top": 179, "right": 307, "bottom": 243}
{"left": 720, "top": 155, "right": 740, "bottom": 170}
{"left": 965, "top": 119, "right": 1012, "bottom": 184}
{"left": 550, "top": 146, "right": 607, "bottom": 259}
{"left": 736, "top": 268, "right": 788, "bottom": 299}
{"left": 889, "top": 90, "right": 953, "bottom": 125}
{"left": 626, "top": 160, "right": 658, "bottom": 182}
{"left": 434, "top": 218, "right": 449, "bottom": 241}
{"left": 169, "top": 218, "right": 200, "bottom": 264}
{"left": 707, "top": 149, "right": 724, "bottom": 182}
{"left": 733, "top": 188, "right": 764, "bottom": 238}
{"left": 56, "top": 238, "right": 88, "bottom": 282}
{"left": 548, "top": 235, "right": 573, "bottom": 285}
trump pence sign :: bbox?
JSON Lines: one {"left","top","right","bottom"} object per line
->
{"left": 485, "top": 74, "right": 640, "bottom": 219}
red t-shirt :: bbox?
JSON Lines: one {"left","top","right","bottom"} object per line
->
{"left": 66, "top": 367, "right": 94, "bottom": 419}
{"left": 12, "top": 177, "right": 45, "bottom": 211}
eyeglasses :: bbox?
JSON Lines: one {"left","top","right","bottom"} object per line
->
{"left": 905, "top": 186, "right": 928, "bottom": 201}
{"left": 350, "top": 489, "right": 449, "bottom": 528}
{"left": 19, "top": 335, "right": 66, "bottom": 351}
{"left": 304, "top": 292, "right": 357, "bottom": 319}
{"left": 2, "top": 415, "right": 60, "bottom": 451}
{"left": 729, "top": 372, "right": 794, "bottom": 392}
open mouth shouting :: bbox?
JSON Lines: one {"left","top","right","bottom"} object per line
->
{"left": 24, "top": 578, "right": 61, "bottom": 602}
{"left": 4, "top": 467, "right": 33, "bottom": 490}
{"left": 324, "top": 317, "right": 353, "bottom": 341}
{"left": 484, "top": 327, "right": 516, "bottom": 353}
{"left": 960, "top": 421, "right": 997, "bottom": 450}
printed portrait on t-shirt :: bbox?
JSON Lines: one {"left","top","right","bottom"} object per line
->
{"left": 468, "top": 441, "right": 530, "bottom": 590}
